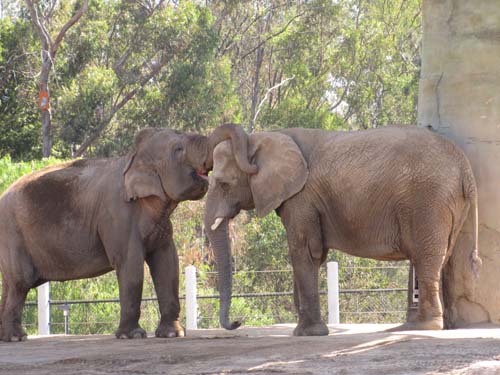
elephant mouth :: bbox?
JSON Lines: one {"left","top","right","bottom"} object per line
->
{"left": 190, "top": 169, "right": 209, "bottom": 184}
{"left": 173, "top": 170, "right": 207, "bottom": 201}
{"left": 196, "top": 169, "right": 209, "bottom": 181}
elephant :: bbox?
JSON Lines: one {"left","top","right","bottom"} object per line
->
{"left": 204, "top": 124, "right": 482, "bottom": 336}
{"left": 0, "top": 124, "right": 251, "bottom": 342}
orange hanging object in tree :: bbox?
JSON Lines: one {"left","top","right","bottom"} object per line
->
{"left": 38, "top": 91, "right": 50, "bottom": 111}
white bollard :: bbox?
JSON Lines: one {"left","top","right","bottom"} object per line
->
{"left": 185, "top": 266, "right": 198, "bottom": 330}
{"left": 327, "top": 261, "right": 340, "bottom": 325}
{"left": 37, "top": 282, "right": 50, "bottom": 335}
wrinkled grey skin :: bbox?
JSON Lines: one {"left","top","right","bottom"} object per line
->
{"left": 0, "top": 125, "right": 250, "bottom": 342}
{"left": 204, "top": 126, "right": 481, "bottom": 336}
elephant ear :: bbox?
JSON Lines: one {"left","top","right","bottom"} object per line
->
{"left": 123, "top": 128, "right": 166, "bottom": 202}
{"left": 248, "top": 132, "right": 309, "bottom": 217}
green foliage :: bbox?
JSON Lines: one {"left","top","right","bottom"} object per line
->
{"left": 0, "top": 155, "right": 62, "bottom": 192}
{"left": 57, "top": 66, "right": 118, "bottom": 154}
{"left": 240, "top": 212, "right": 289, "bottom": 270}
{"left": 0, "top": 17, "right": 41, "bottom": 160}
{"left": 52, "top": 0, "right": 236, "bottom": 157}
{"left": 2, "top": 0, "right": 420, "bottom": 156}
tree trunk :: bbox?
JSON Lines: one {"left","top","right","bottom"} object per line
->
{"left": 40, "top": 61, "right": 52, "bottom": 157}
{"left": 249, "top": 44, "right": 264, "bottom": 133}
{"left": 25, "top": 0, "right": 89, "bottom": 158}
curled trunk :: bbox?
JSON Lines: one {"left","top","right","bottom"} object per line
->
{"left": 206, "top": 123, "right": 257, "bottom": 174}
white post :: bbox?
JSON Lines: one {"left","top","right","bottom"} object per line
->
{"left": 37, "top": 282, "right": 50, "bottom": 335}
{"left": 327, "top": 261, "right": 340, "bottom": 325}
{"left": 185, "top": 266, "right": 198, "bottom": 330}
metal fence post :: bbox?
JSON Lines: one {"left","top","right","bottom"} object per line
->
{"left": 327, "top": 261, "right": 340, "bottom": 325}
{"left": 37, "top": 282, "right": 50, "bottom": 335}
{"left": 185, "top": 265, "right": 198, "bottom": 330}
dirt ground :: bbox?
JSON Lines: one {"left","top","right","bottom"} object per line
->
{"left": 1, "top": 324, "right": 500, "bottom": 375}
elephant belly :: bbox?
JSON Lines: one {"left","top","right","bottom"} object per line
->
{"left": 23, "top": 226, "right": 112, "bottom": 281}
{"left": 321, "top": 214, "right": 407, "bottom": 261}
{"left": 332, "top": 243, "right": 408, "bottom": 261}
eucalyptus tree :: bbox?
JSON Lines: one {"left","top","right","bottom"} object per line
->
{"left": 25, "top": 0, "right": 89, "bottom": 157}
{"left": 0, "top": 14, "right": 41, "bottom": 160}
{"left": 207, "top": 0, "right": 421, "bottom": 132}
{"left": 54, "top": 1, "right": 234, "bottom": 157}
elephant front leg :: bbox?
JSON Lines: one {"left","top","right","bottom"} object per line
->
{"left": 1, "top": 283, "right": 28, "bottom": 342}
{"left": 146, "top": 238, "right": 184, "bottom": 338}
{"left": 287, "top": 234, "right": 328, "bottom": 336}
{"left": 115, "top": 249, "right": 147, "bottom": 339}
{"left": 281, "top": 204, "right": 328, "bottom": 336}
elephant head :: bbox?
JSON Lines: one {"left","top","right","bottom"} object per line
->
{"left": 204, "top": 130, "right": 309, "bottom": 330}
{"left": 123, "top": 124, "right": 255, "bottom": 203}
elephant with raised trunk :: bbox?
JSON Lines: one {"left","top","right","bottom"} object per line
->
{"left": 204, "top": 125, "right": 481, "bottom": 336}
{"left": 0, "top": 124, "right": 250, "bottom": 342}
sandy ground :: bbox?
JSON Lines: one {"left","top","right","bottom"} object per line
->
{"left": 1, "top": 324, "right": 500, "bottom": 375}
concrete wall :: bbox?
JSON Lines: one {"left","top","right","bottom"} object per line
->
{"left": 418, "top": 0, "right": 500, "bottom": 326}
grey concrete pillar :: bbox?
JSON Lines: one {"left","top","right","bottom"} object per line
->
{"left": 418, "top": 0, "right": 500, "bottom": 326}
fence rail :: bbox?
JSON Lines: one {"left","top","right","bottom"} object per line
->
{"left": 26, "top": 262, "right": 409, "bottom": 335}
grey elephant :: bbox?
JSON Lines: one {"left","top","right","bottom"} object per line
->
{"left": 204, "top": 124, "right": 481, "bottom": 336}
{"left": 0, "top": 125, "right": 250, "bottom": 342}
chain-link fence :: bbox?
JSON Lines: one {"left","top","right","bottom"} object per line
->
{"left": 18, "top": 263, "right": 409, "bottom": 335}
{"left": 195, "top": 265, "right": 408, "bottom": 327}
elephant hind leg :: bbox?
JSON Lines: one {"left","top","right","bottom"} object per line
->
{"left": 389, "top": 251, "right": 447, "bottom": 332}
{"left": 392, "top": 211, "right": 452, "bottom": 331}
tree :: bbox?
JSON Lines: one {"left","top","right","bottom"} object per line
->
{"left": 25, "top": 0, "right": 89, "bottom": 157}
{"left": 208, "top": 0, "right": 420, "bottom": 132}
{"left": 51, "top": 1, "right": 236, "bottom": 157}
{"left": 0, "top": 16, "right": 41, "bottom": 160}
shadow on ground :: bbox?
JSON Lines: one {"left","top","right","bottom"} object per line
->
{"left": 1, "top": 324, "right": 499, "bottom": 375}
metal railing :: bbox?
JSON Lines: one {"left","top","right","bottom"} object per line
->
{"left": 26, "top": 262, "right": 409, "bottom": 335}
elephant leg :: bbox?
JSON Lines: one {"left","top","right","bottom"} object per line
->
{"left": 293, "top": 279, "right": 300, "bottom": 317}
{"left": 412, "top": 255, "right": 446, "bottom": 330}
{"left": 0, "top": 279, "right": 7, "bottom": 335}
{"left": 289, "top": 249, "right": 328, "bottom": 336}
{"left": 282, "top": 206, "right": 328, "bottom": 336}
{"left": 146, "top": 233, "right": 184, "bottom": 338}
{"left": 390, "top": 213, "right": 449, "bottom": 331}
{"left": 114, "top": 237, "right": 147, "bottom": 339}
{"left": 1, "top": 282, "right": 28, "bottom": 342}
{"left": 390, "top": 259, "right": 445, "bottom": 331}
{"left": 0, "top": 239, "right": 38, "bottom": 341}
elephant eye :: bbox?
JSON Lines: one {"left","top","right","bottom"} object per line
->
{"left": 219, "top": 182, "right": 230, "bottom": 191}
{"left": 173, "top": 146, "right": 184, "bottom": 156}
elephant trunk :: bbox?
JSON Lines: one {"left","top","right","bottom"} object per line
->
{"left": 205, "top": 205, "right": 240, "bottom": 330}
{"left": 206, "top": 123, "right": 257, "bottom": 175}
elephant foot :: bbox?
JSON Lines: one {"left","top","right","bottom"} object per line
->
{"left": 387, "top": 318, "right": 443, "bottom": 332}
{"left": 2, "top": 326, "right": 27, "bottom": 342}
{"left": 115, "top": 326, "right": 147, "bottom": 339}
{"left": 293, "top": 321, "right": 329, "bottom": 336}
{"left": 155, "top": 320, "right": 185, "bottom": 338}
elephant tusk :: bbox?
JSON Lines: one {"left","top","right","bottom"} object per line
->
{"left": 211, "top": 217, "right": 225, "bottom": 231}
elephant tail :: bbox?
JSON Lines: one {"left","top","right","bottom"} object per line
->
{"left": 463, "top": 167, "right": 481, "bottom": 278}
